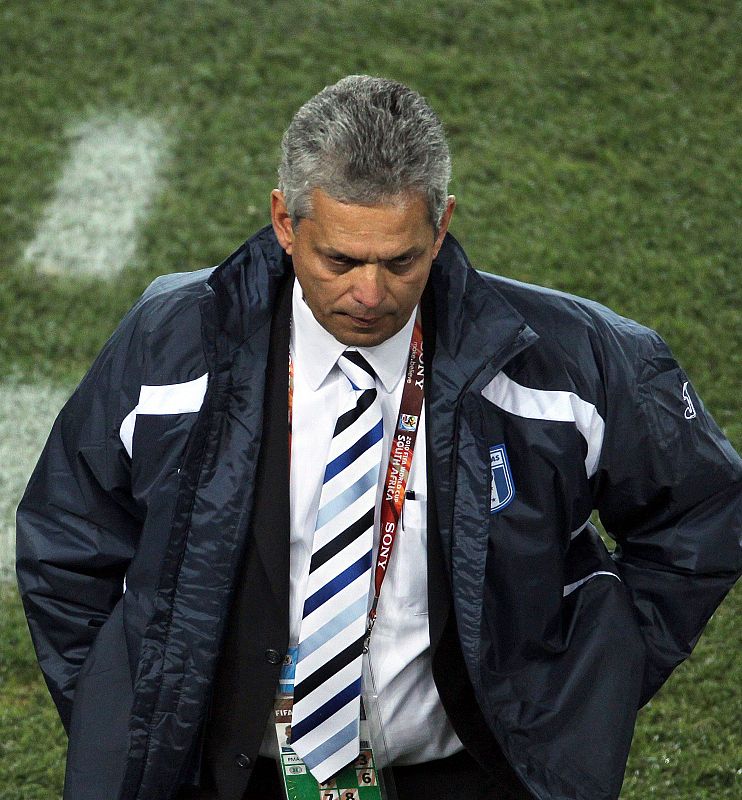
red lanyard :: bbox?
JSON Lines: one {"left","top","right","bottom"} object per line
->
{"left": 288, "top": 317, "right": 426, "bottom": 649}
{"left": 367, "top": 317, "right": 424, "bottom": 646}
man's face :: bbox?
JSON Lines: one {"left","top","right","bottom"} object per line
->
{"left": 271, "top": 188, "right": 455, "bottom": 347}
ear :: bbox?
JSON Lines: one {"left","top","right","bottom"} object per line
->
{"left": 432, "top": 195, "right": 456, "bottom": 258}
{"left": 271, "top": 190, "right": 295, "bottom": 254}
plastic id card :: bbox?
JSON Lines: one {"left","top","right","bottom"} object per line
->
{"left": 273, "top": 648, "right": 392, "bottom": 800}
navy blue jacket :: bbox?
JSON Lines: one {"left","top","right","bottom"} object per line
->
{"left": 16, "top": 227, "right": 742, "bottom": 799}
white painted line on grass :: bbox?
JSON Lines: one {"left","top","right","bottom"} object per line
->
{"left": 0, "top": 381, "right": 70, "bottom": 578}
{"left": 24, "top": 113, "right": 168, "bottom": 277}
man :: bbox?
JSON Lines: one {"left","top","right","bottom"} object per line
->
{"left": 16, "top": 76, "right": 741, "bottom": 800}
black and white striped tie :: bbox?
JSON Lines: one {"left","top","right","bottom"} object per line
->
{"left": 290, "top": 351, "right": 383, "bottom": 782}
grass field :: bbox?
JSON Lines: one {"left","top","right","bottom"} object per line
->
{"left": 1, "top": 1, "right": 739, "bottom": 797}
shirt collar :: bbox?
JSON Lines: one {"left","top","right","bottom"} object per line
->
{"left": 291, "top": 279, "right": 417, "bottom": 393}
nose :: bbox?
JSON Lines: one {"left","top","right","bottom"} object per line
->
{"left": 351, "top": 264, "right": 386, "bottom": 309}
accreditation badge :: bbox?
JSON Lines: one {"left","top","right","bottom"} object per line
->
{"left": 273, "top": 648, "right": 394, "bottom": 800}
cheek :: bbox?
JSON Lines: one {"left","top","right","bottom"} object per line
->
{"left": 396, "top": 275, "right": 428, "bottom": 311}
{"left": 301, "top": 273, "right": 348, "bottom": 315}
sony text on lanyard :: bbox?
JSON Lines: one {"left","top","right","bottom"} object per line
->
{"left": 365, "top": 315, "right": 425, "bottom": 649}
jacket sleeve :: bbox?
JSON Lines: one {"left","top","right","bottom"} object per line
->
{"left": 593, "top": 322, "right": 742, "bottom": 706}
{"left": 15, "top": 300, "right": 147, "bottom": 733}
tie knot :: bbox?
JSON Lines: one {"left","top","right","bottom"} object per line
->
{"left": 337, "top": 350, "right": 377, "bottom": 391}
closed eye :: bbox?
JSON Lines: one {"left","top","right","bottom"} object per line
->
{"left": 327, "top": 253, "right": 362, "bottom": 268}
{"left": 322, "top": 249, "right": 420, "bottom": 270}
{"left": 389, "top": 255, "right": 415, "bottom": 268}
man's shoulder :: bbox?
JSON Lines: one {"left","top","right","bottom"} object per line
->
{"left": 117, "top": 267, "right": 218, "bottom": 353}
{"left": 438, "top": 234, "right": 655, "bottom": 349}
{"left": 469, "top": 269, "right": 673, "bottom": 404}
{"left": 92, "top": 266, "right": 219, "bottom": 393}
{"left": 136, "top": 266, "right": 216, "bottom": 314}
{"left": 476, "top": 269, "right": 662, "bottom": 362}
{"left": 478, "top": 271, "right": 646, "bottom": 337}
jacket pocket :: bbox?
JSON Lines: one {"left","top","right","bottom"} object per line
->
{"left": 64, "top": 603, "right": 133, "bottom": 788}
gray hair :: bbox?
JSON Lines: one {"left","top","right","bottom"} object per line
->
{"left": 278, "top": 75, "right": 451, "bottom": 231}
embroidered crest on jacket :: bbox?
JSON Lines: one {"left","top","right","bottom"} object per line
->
{"left": 490, "top": 444, "right": 515, "bottom": 513}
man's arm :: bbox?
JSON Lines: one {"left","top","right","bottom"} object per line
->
{"left": 594, "top": 324, "right": 742, "bottom": 705}
{"left": 15, "top": 306, "right": 145, "bottom": 732}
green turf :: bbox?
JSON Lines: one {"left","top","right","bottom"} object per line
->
{"left": 0, "top": 381, "right": 72, "bottom": 580}
{"left": 0, "top": 1, "right": 739, "bottom": 797}
{"left": 0, "top": 584, "right": 67, "bottom": 800}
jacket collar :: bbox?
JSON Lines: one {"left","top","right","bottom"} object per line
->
{"left": 206, "top": 225, "right": 291, "bottom": 354}
{"left": 423, "top": 233, "right": 539, "bottom": 579}
{"left": 427, "top": 232, "right": 539, "bottom": 395}
{"left": 206, "top": 225, "right": 538, "bottom": 382}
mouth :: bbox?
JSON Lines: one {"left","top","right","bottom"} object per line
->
{"left": 345, "top": 313, "right": 381, "bottom": 327}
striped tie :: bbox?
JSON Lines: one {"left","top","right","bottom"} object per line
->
{"left": 290, "top": 351, "right": 383, "bottom": 783}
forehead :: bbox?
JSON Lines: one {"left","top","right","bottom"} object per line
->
{"left": 304, "top": 189, "right": 434, "bottom": 258}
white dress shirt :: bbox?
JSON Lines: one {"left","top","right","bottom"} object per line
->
{"left": 287, "top": 279, "right": 463, "bottom": 765}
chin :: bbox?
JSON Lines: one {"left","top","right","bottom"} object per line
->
{"left": 335, "top": 327, "right": 393, "bottom": 348}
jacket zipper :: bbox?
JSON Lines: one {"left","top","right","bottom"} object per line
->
{"left": 445, "top": 321, "right": 541, "bottom": 799}
{"left": 445, "top": 323, "right": 534, "bottom": 685}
